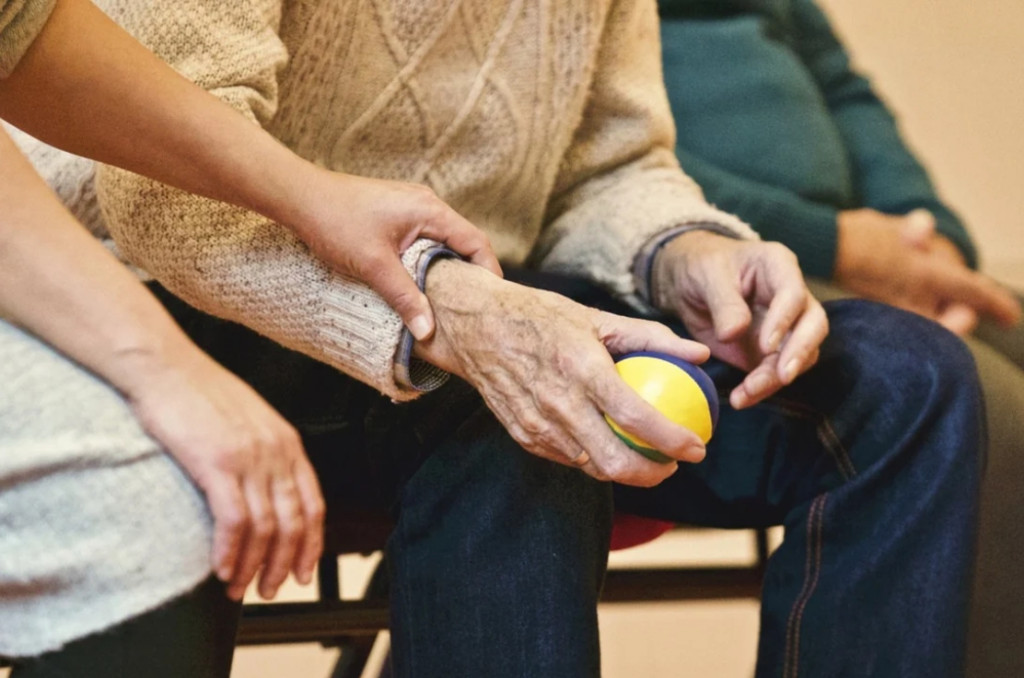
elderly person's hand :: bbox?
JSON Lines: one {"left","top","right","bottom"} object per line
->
{"left": 115, "top": 346, "right": 325, "bottom": 602}
{"left": 651, "top": 231, "right": 829, "bottom": 410}
{"left": 413, "top": 259, "right": 711, "bottom": 488}
{"left": 836, "top": 208, "right": 1021, "bottom": 336}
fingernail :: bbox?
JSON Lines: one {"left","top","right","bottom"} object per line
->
{"left": 298, "top": 569, "right": 313, "bottom": 586}
{"left": 766, "top": 331, "right": 782, "bottom": 353}
{"left": 686, "top": 443, "right": 706, "bottom": 462}
{"left": 409, "top": 315, "right": 432, "bottom": 341}
{"left": 783, "top": 359, "right": 801, "bottom": 383}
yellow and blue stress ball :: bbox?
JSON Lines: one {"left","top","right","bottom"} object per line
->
{"left": 606, "top": 351, "right": 720, "bottom": 463}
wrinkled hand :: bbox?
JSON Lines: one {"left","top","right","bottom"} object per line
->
{"left": 837, "top": 208, "right": 1021, "bottom": 336}
{"left": 289, "top": 172, "right": 502, "bottom": 340}
{"left": 121, "top": 346, "right": 325, "bottom": 601}
{"left": 652, "top": 231, "right": 829, "bottom": 410}
{"left": 414, "top": 259, "right": 711, "bottom": 487}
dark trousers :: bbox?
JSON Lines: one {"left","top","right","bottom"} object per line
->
{"left": 13, "top": 272, "right": 985, "bottom": 677}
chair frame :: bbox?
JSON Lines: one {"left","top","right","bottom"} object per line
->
{"left": 236, "top": 526, "right": 770, "bottom": 677}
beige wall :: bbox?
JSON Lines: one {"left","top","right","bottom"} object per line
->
{"left": 816, "top": 0, "right": 1024, "bottom": 287}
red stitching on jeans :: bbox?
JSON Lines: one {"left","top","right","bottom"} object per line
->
{"left": 783, "top": 494, "right": 827, "bottom": 678}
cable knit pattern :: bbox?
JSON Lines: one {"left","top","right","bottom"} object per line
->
{"left": 0, "top": 0, "right": 55, "bottom": 77}
{"left": 3, "top": 0, "right": 762, "bottom": 657}
{"left": 22, "top": 0, "right": 756, "bottom": 401}
{"left": 0, "top": 320, "right": 212, "bottom": 657}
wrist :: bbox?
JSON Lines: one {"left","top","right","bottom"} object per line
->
{"left": 651, "top": 230, "right": 723, "bottom": 311}
{"left": 243, "top": 151, "right": 329, "bottom": 237}
{"left": 100, "top": 326, "right": 205, "bottom": 403}
{"left": 834, "top": 210, "right": 871, "bottom": 283}
{"left": 413, "top": 258, "right": 503, "bottom": 372}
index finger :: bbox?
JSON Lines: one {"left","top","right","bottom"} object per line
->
{"left": 595, "top": 312, "right": 711, "bottom": 364}
{"left": 204, "top": 478, "right": 249, "bottom": 583}
{"left": 421, "top": 207, "right": 503, "bottom": 277}
{"left": 927, "top": 266, "right": 1022, "bottom": 327}
{"left": 291, "top": 456, "right": 325, "bottom": 586}
{"left": 775, "top": 297, "right": 829, "bottom": 384}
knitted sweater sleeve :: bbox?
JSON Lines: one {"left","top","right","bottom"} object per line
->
{"left": 92, "top": 0, "right": 439, "bottom": 401}
{"left": 792, "top": 0, "right": 978, "bottom": 268}
{"left": 0, "top": 0, "right": 56, "bottom": 77}
{"left": 532, "top": 0, "right": 757, "bottom": 311}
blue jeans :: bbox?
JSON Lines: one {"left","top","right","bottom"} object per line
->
{"left": 149, "top": 275, "right": 983, "bottom": 678}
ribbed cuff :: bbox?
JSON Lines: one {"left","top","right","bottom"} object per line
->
{"left": 393, "top": 243, "right": 461, "bottom": 394}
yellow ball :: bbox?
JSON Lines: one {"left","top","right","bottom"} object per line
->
{"left": 605, "top": 352, "right": 719, "bottom": 463}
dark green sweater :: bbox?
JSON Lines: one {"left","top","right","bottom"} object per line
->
{"left": 658, "top": 0, "right": 976, "bottom": 278}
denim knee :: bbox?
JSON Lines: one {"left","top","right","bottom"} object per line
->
{"left": 820, "top": 299, "right": 985, "bottom": 477}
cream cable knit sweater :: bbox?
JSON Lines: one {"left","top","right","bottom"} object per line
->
{"left": 1, "top": 0, "right": 757, "bottom": 658}
{"left": 21, "top": 0, "right": 755, "bottom": 401}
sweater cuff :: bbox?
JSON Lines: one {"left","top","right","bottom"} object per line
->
{"left": 0, "top": 0, "right": 57, "bottom": 78}
{"left": 393, "top": 242, "right": 460, "bottom": 394}
{"left": 632, "top": 222, "right": 743, "bottom": 306}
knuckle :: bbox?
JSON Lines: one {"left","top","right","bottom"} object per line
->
{"left": 407, "top": 182, "right": 436, "bottom": 199}
{"left": 211, "top": 443, "right": 246, "bottom": 472}
{"left": 278, "top": 516, "right": 304, "bottom": 541}
{"left": 517, "top": 411, "right": 550, "bottom": 440}
{"left": 221, "top": 511, "right": 248, "bottom": 534}
{"left": 278, "top": 424, "right": 303, "bottom": 451}
{"left": 251, "top": 514, "right": 275, "bottom": 539}
{"left": 306, "top": 496, "right": 327, "bottom": 523}
{"left": 598, "top": 455, "right": 630, "bottom": 481}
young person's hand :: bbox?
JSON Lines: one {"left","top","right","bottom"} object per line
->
{"left": 255, "top": 171, "right": 502, "bottom": 342}
{"left": 652, "top": 231, "right": 829, "bottom": 409}
{"left": 119, "top": 345, "right": 325, "bottom": 602}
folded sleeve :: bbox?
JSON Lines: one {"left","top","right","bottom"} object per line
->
{"left": 0, "top": 0, "right": 56, "bottom": 77}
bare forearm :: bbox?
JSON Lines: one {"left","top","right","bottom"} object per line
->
{"left": 0, "top": 129, "right": 197, "bottom": 397}
{"left": 0, "top": 0, "right": 315, "bottom": 231}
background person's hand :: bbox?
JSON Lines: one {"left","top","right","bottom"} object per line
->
{"left": 413, "top": 259, "right": 711, "bottom": 488}
{"left": 119, "top": 345, "right": 325, "bottom": 602}
{"left": 836, "top": 208, "right": 1021, "bottom": 336}
{"left": 651, "top": 231, "right": 829, "bottom": 410}
{"left": 288, "top": 172, "right": 502, "bottom": 341}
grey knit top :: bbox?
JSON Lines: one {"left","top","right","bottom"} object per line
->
{"left": 1, "top": 0, "right": 212, "bottom": 658}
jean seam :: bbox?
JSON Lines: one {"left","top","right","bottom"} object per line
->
{"left": 783, "top": 493, "right": 828, "bottom": 678}
{"left": 761, "top": 398, "right": 858, "bottom": 481}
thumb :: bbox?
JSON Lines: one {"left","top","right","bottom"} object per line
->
{"left": 901, "top": 209, "right": 936, "bottom": 249}
{"left": 363, "top": 259, "right": 436, "bottom": 341}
